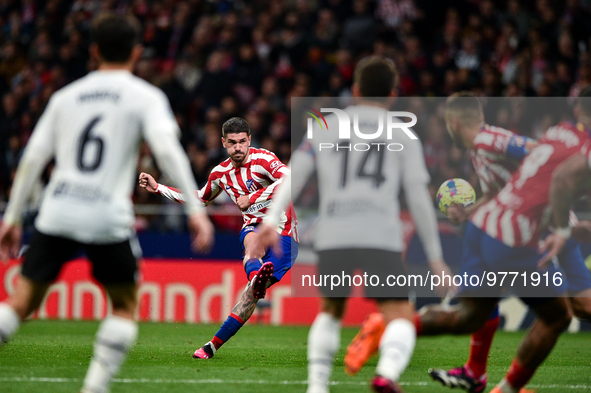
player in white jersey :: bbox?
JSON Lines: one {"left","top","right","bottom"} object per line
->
{"left": 0, "top": 13, "right": 213, "bottom": 393}
{"left": 139, "top": 117, "right": 297, "bottom": 360}
{"left": 257, "top": 57, "right": 451, "bottom": 393}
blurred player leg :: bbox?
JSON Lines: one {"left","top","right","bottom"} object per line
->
{"left": 429, "top": 307, "right": 500, "bottom": 393}
{"left": 465, "top": 308, "right": 500, "bottom": 378}
{"left": 372, "top": 300, "right": 415, "bottom": 393}
{"left": 570, "top": 288, "right": 591, "bottom": 320}
{"left": 491, "top": 297, "right": 572, "bottom": 393}
{"left": 307, "top": 298, "right": 344, "bottom": 393}
{"left": 418, "top": 298, "right": 498, "bottom": 335}
{"left": 418, "top": 297, "right": 499, "bottom": 391}
{"left": 82, "top": 283, "right": 138, "bottom": 393}
{"left": 0, "top": 277, "right": 50, "bottom": 344}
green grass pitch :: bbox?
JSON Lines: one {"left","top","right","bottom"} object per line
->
{"left": 1, "top": 320, "right": 590, "bottom": 393}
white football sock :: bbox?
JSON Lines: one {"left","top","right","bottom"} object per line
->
{"left": 376, "top": 318, "right": 416, "bottom": 382}
{"left": 0, "top": 303, "right": 20, "bottom": 345}
{"left": 497, "top": 378, "right": 519, "bottom": 393}
{"left": 82, "top": 316, "right": 138, "bottom": 393}
{"left": 307, "top": 312, "right": 341, "bottom": 393}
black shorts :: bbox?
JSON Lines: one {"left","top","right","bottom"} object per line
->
{"left": 316, "top": 248, "right": 408, "bottom": 299}
{"left": 21, "top": 230, "right": 140, "bottom": 285}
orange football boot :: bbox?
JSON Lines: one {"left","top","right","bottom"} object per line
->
{"left": 344, "top": 313, "right": 386, "bottom": 375}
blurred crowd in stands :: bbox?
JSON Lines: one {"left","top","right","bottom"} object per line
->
{"left": 1, "top": 0, "right": 591, "bottom": 229}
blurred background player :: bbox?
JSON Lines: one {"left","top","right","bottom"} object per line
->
{"left": 410, "top": 87, "right": 591, "bottom": 393}
{"left": 257, "top": 56, "right": 452, "bottom": 393}
{"left": 343, "top": 91, "right": 535, "bottom": 389}
{"left": 139, "top": 116, "right": 297, "bottom": 360}
{"left": 430, "top": 92, "right": 591, "bottom": 392}
{"left": 427, "top": 93, "right": 535, "bottom": 392}
{"left": 0, "top": 13, "right": 214, "bottom": 393}
{"left": 343, "top": 91, "right": 591, "bottom": 393}
{"left": 540, "top": 93, "right": 591, "bottom": 266}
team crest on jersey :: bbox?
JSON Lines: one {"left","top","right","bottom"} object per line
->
{"left": 246, "top": 179, "right": 257, "bottom": 192}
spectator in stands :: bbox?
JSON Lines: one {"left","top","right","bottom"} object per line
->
{"left": 1, "top": 0, "right": 591, "bottom": 226}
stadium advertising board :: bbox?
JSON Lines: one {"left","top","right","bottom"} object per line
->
{"left": 0, "top": 258, "right": 585, "bottom": 331}
{"left": 0, "top": 258, "right": 375, "bottom": 326}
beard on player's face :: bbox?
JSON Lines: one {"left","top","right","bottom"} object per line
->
{"left": 231, "top": 151, "right": 245, "bottom": 163}
{"left": 229, "top": 147, "right": 248, "bottom": 163}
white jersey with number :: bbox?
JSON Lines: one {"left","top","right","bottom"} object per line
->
{"left": 294, "top": 104, "right": 437, "bottom": 254}
{"left": 4, "top": 70, "right": 203, "bottom": 243}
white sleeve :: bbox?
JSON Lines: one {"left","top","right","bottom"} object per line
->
{"left": 401, "top": 137, "right": 431, "bottom": 187}
{"left": 263, "top": 173, "right": 290, "bottom": 227}
{"left": 263, "top": 148, "right": 315, "bottom": 227}
{"left": 141, "top": 91, "right": 204, "bottom": 215}
{"left": 3, "top": 95, "right": 58, "bottom": 225}
{"left": 401, "top": 139, "right": 443, "bottom": 262}
{"left": 404, "top": 182, "right": 443, "bottom": 262}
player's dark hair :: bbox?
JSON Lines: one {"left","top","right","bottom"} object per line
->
{"left": 91, "top": 13, "right": 141, "bottom": 63}
{"left": 222, "top": 117, "right": 251, "bottom": 138}
{"left": 353, "top": 57, "right": 399, "bottom": 97}
{"left": 578, "top": 85, "right": 591, "bottom": 118}
{"left": 445, "top": 91, "right": 484, "bottom": 126}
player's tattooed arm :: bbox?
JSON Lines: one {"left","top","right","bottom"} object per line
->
{"left": 231, "top": 283, "right": 258, "bottom": 321}
{"left": 540, "top": 154, "right": 591, "bottom": 267}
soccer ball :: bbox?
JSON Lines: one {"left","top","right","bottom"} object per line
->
{"left": 436, "top": 178, "right": 476, "bottom": 215}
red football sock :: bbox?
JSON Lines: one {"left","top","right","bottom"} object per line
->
{"left": 413, "top": 312, "right": 422, "bottom": 336}
{"left": 465, "top": 316, "right": 500, "bottom": 378}
{"left": 211, "top": 336, "right": 224, "bottom": 349}
{"left": 505, "top": 358, "right": 536, "bottom": 390}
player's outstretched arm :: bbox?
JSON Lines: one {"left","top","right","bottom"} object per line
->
{"left": 138, "top": 172, "right": 159, "bottom": 193}
{"left": 0, "top": 155, "right": 46, "bottom": 261}
{"left": 1, "top": 95, "right": 58, "bottom": 260}
{"left": 540, "top": 153, "right": 591, "bottom": 267}
{"left": 405, "top": 182, "right": 455, "bottom": 295}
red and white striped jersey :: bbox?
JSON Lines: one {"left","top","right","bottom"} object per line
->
{"left": 471, "top": 121, "right": 590, "bottom": 248}
{"left": 155, "top": 147, "right": 296, "bottom": 238}
{"left": 471, "top": 125, "right": 535, "bottom": 194}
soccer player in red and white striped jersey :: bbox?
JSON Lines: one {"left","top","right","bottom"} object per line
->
{"left": 418, "top": 91, "right": 591, "bottom": 393}
{"left": 444, "top": 94, "right": 537, "bottom": 226}
{"left": 150, "top": 144, "right": 294, "bottom": 238}
{"left": 139, "top": 117, "right": 298, "bottom": 360}
{"left": 471, "top": 121, "right": 588, "bottom": 248}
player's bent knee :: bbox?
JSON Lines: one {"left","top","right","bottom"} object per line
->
{"left": 570, "top": 293, "right": 591, "bottom": 321}
{"left": 532, "top": 297, "right": 573, "bottom": 332}
{"left": 554, "top": 310, "right": 573, "bottom": 333}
